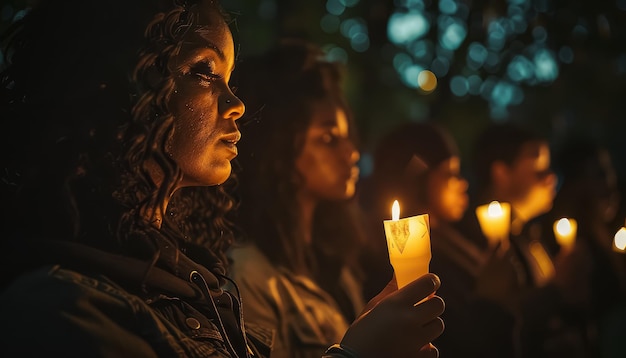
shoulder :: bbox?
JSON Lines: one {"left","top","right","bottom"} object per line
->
{"left": 0, "top": 266, "right": 161, "bottom": 356}
{"left": 228, "top": 243, "right": 278, "bottom": 280}
{"left": 2, "top": 265, "right": 131, "bottom": 304}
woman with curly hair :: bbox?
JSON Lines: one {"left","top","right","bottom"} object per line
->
{"left": 0, "top": 1, "right": 445, "bottom": 357}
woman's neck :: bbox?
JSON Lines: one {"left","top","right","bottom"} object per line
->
{"left": 143, "top": 158, "right": 176, "bottom": 230}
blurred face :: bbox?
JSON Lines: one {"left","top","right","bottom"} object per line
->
{"left": 427, "top": 156, "right": 468, "bottom": 224}
{"left": 167, "top": 2, "right": 245, "bottom": 188}
{"left": 504, "top": 141, "right": 556, "bottom": 221}
{"left": 295, "top": 99, "right": 360, "bottom": 202}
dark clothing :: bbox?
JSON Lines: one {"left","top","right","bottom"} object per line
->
{"left": 0, "top": 239, "right": 272, "bottom": 357}
{"left": 430, "top": 223, "right": 518, "bottom": 358}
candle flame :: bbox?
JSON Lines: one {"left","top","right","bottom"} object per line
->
{"left": 487, "top": 201, "right": 503, "bottom": 217}
{"left": 614, "top": 227, "right": 626, "bottom": 251}
{"left": 392, "top": 200, "right": 400, "bottom": 221}
{"left": 555, "top": 218, "right": 572, "bottom": 236}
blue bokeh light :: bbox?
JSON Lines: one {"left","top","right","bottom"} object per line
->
{"left": 439, "top": 0, "right": 457, "bottom": 15}
{"left": 326, "top": 0, "right": 346, "bottom": 16}
{"left": 450, "top": 76, "right": 469, "bottom": 96}
{"left": 507, "top": 55, "right": 534, "bottom": 82}
{"left": 388, "top": 10, "right": 430, "bottom": 45}
{"left": 533, "top": 48, "right": 559, "bottom": 82}
{"left": 439, "top": 18, "right": 467, "bottom": 50}
{"left": 351, "top": 33, "right": 370, "bottom": 52}
{"left": 401, "top": 64, "right": 424, "bottom": 88}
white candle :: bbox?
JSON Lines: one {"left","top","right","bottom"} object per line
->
{"left": 553, "top": 218, "right": 577, "bottom": 250}
{"left": 613, "top": 227, "right": 626, "bottom": 253}
{"left": 383, "top": 200, "right": 431, "bottom": 288}
{"left": 475, "top": 201, "right": 511, "bottom": 248}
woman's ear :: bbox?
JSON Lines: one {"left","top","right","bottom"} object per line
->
{"left": 491, "top": 160, "right": 509, "bottom": 188}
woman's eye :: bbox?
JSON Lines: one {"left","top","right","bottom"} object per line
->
{"left": 189, "top": 62, "right": 220, "bottom": 86}
{"left": 320, "top": 132, "right": 338, "bottom": 145}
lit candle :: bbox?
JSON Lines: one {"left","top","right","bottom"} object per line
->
{"left": 475, "top": 201, "right": 511, "bottom": 248}
{"left": 553, "top": 218, "right": 577, "bottom": 251}
{"left": 383, "top": 200, "right": 431, "bottom": 288}
{"left": 613, "top": 227, "right": 626, "bottom": 253}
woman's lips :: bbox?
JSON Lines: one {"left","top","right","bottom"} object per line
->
{"left": 221, "top": 132, "right": 241, "bottom": 156}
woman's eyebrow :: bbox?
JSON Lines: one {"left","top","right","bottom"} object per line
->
{"left": 182, "top": 40, "right": 225, "bottom": 62}
{"left": 194, "top": 27, "right": 226, "bottom": 61}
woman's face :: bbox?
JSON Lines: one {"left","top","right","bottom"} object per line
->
{"left": 167, "top": 1, "right": 245, "bottom": 188}
{"left": 295, "top": 99, "right": 360, "bottom": 202}
{"left": 427, "top": 156, "right": 468, "bottom": 223}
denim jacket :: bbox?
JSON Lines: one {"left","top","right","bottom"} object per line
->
{"left": 0, "top": 240, "right": 272, "bottom": 357}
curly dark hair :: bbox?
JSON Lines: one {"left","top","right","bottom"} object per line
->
{"left": 231, "top": 38, "right": 364, "bottom": 278}
{"left": 1, "top": 0, "right": 236, "bottom": 265}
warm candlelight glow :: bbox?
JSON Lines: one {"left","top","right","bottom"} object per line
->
{"left": 555, "top": 218, "right": 572, "bottom": 235}
{"left": 614, "top": 227, "right": 626, "bottom": 253}
{"left": 383, "top": 200, "right": 431, "bottom": 288}
{"left": 487, "top": 201, "right": 503, "bottom": 217}
{"left": 553, "top": 218, "right": 577, "bottom": 250}
{"left": 392, "top": 200, "right": 400, "bottom": 221}
{"left": 475, "top": 201, "right": 511, "bottom": 248}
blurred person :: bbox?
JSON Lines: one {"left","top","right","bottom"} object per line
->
{"left": 459, "top": 122, "right": 594, "bottom": 358}
{"left": 227, "top": 39, "right": 442, "bottom": 358}
{"left": 359, "top": 121, "right": 518, "bottom": 357}
{"left": 0, "top": 1, "right": 445, "bottom": 357}
{"left": 540, "top": 137, "right": 626, "bottom": 357}
{"left": 358, "top": 122, "right": 470, "bottom": 298}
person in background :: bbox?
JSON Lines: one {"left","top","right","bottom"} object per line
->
{"left": 539, "top": 137, "right": 625, "bottom": 357}
{"left": 228, "top": 38, "right": 377, "bottom": 358}
{"left": 359, "top": 121, "right": 517, "bottom": 357}
{"left": 0, "top": 1, "right": 445, "bottom": 357}
{"left": 458, "top": 122, "right": 593, "bottom": 357}
{"left": 358, "top": 122, "right": 469, "bottom": 298}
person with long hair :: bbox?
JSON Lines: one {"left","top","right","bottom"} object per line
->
{"left": 228, "top": 39, "right": 371, "bottom": 358}
{"left": 0, "top": 1, "right": 445, "bottom": 357}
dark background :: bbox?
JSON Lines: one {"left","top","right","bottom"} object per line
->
{"left": 2, "top": 0, "right": 625, "bottom": 219}
{"left": 220, "top": 0, "right": 626, "bottom": 214}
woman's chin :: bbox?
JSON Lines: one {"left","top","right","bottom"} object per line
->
{"left": 183, "top": 166, "right": 232, "bottom": 188}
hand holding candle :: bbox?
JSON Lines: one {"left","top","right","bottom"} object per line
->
{"left": 475, "top": 201, "right": 511, "bottom": 249}
{"left": 383, "top": 200, "right": 431, "bottom": 289}
{"left": 553, "top": 218, "right": 577, "bottom": 251}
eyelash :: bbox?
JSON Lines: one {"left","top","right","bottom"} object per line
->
{"left": 189, "top": 62, "right": 221, "bottom": 86}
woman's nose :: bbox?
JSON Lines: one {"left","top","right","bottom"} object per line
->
{"left": 220, "top": 92, "right": 245, "bottom": 121}
{"left": 348, "top": 141, "right": 360, "bottom": 164}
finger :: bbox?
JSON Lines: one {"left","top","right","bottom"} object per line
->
{"left": 413, "top": 295, "right": 445, "bottom": 318}
{"left": 417, "top": 343, "right": 439, "bottom": 358}
{"left": 420, "top": 316, "right": 445, "bottom": 342}
{"left": 389, "top": 273, "right": 441, "bottom": 306}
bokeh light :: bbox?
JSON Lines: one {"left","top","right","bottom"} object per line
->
{"left": 388, "top": 11, "right": 430, "bottom": 45}
{"left": 418, "top": 70, "right": 437, "bottom": 92}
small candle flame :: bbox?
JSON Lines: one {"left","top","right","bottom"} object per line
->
{"left": 614, "top": 227, "right": 626, "bottom": 251}
{"left": 392, "top": 200, "right": 400, "bottom": 221}
{"left": 555, "top": 218, "right": 572, "bottom": 236}
{"left": 487, "top": 201, "right": 503, "bottom": 217}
